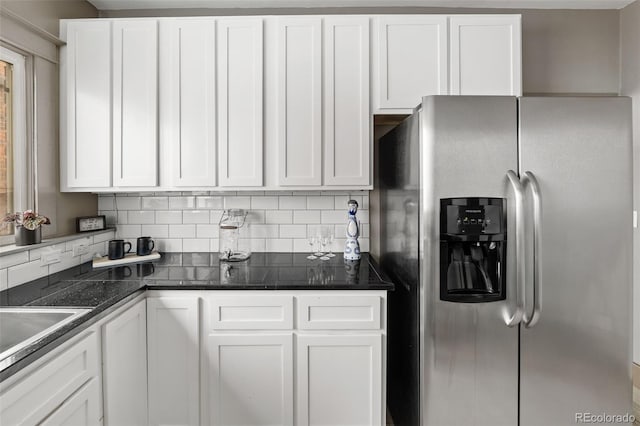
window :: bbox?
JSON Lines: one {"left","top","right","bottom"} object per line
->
{"left": 0, "top": 46, "right": 28, "bottom": 244}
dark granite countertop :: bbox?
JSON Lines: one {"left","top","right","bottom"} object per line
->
{"left": 0, "top": 252, "right": 392, "bottom": 381}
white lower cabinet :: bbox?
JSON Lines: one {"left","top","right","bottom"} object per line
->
{"left": 0, "top": 332, "right": 100, "bottom": 426}
{"left": 206, "top": 333, "right": 294, "bottom": 426}
{"left": 297, "top": 334, "right": 383, "bottom": 426}
{"left": 40, "top": 378, "right": 100, "bottom": 426}
{"left": 147, "top": 296, "right": 200, "bottom": 426}
{"left": 102, "top": 299, "right": 147, "bottom": 426}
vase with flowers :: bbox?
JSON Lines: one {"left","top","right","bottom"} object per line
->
{"left": 3, "top": 210, "right": 51, "bottom": 246}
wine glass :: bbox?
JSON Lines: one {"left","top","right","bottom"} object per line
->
{"left": 306, "top": 233, "right": 318, "bottom": 260}
{"left": 319, "top": 226, "right": 331, "bottom": 260}
{"left": 326, "top": 227, "right": 336, "bottom": 258}
{"left": 312, "top": 225, "right": 324, "bottom": 257}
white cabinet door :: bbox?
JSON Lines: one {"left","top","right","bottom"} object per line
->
{"left": 276, "top": 17, "right": 322, "bottom": 186}
{"left": 374, "top": 16, "right": 448, "bottom": 111}
{"left": 449, "top": 15, "right": 522, "bottom": 96}
{"left": 39, "top": 379, "right": 100, "bottom": 426}
{"left": 206, "top": 334, "right": 294, "bottom": 426}
{"left": 102, "top": 299, "right": 147, "bottom": 426}
{"left": 147, "top": 297, "right": 200, "bottom": 426}
{"left": 160, "top": 19, "right": 217, "bottom": 187}
{"left": 323, "top": 17, "right": 370, "bottom": 186}
{"left": 218, "top": 18, "right": 263, "bottom": 187}
{"left": 61, "top": 21, "right": 111, "bottom": 188}
{"left": 296, "top": 334, "right": 383, "bottom": 426}
{"left": 113, "top": 20, "right": 158, "bottom": 187}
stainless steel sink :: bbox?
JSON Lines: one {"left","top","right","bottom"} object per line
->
{"left": 0, "top": 307, "right": 91, "bottom": 365}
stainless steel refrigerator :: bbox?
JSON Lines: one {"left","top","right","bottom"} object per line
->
{"left": 379, "top": 96, "right": 633, "bottom": 426}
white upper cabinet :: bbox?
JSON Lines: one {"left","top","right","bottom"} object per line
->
{"left": 160, "top": 20, "right": 217, "bottom": 187}
{"left": 449, "top": 15, "right": 522, "bottom": 96}
{"left": 373, "top": 16, "right": 448, "bottom": 112}
{"left": 276, "top": 17, "right": 322, "bottom": 186}
{"left": 112, "top": 20, "right": 158, "bottom": 187}
{"left": 218, "top": 18, "right": 264, "bottom": 187}
{"left": 61, "top": 21, "right": 111, "bottom": 189}
{"left": 323, "top": 17, "right": 371, "bottom": 186}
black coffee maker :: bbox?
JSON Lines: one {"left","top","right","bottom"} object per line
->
{"left": 439, "top": 197, "right": 506, "bottom": 303}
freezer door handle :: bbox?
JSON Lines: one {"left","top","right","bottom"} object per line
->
{"left": 505, "top": 170, "right": 525, "bottom": 327}
{"left": 522, "top": 171, "right": 542, "bottom": 328}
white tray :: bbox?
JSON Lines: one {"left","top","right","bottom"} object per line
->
{"left": 92, "top": 251, "right": 161, "bottom": 268}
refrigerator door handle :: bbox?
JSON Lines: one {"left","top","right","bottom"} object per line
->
{"left": 522, "top": 171, "right": 542, "bottom": 328}
{"left": 505, "top": 170, "right": 525, "bottom": 327}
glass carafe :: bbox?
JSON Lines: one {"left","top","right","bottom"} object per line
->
{"left": 218, "top": 209, "right": 251, "bottom": 261}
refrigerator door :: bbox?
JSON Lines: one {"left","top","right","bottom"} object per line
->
{"left": 519, "top": 97, "right": 633, "bottom": 426}
{"left": 420, "top": 96, "right": 519, "bottom": 426}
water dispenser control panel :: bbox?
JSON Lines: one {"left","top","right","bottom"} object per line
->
{"left": 440, "top": 198, "right": 506, "bottom": 303}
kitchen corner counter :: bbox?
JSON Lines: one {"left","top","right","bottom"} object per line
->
{"left": 0, "top": 252, "right": 392, "bottom": 381}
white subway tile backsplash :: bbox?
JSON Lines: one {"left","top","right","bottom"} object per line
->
{"left": 169, "top": 196, "right": 196, "bottom": 209}
{"left": 321, "top": 210, "right": 347, "bottom": 224}
{"left": 279, "top": 224, "right": 307, "bottom": 238}
{"left": 265, "top": 210, "right": 292, "bottom": 224}
{"left": 251, "top": 196, "right": 278, "bottom": 210}
{"left": 183, "top": 239, "right": 210, "bottom": 252}
{"left": 155, "top": 238, "right": 183, "bottom": 252}
{"left": 196, "top": 196, "right": 223, "bottom": 209}
{"left": 224, "top": 196, "right": 251, "bottom": 209}
{"left": 293, "top": 210, "right": 320, "bottom": 224}
{"left": 117, "top": 224, "right": 142, "bottom": 239}
{"left": 250, "top": 239, "right": 266, "bottom": 252}
{"left": 94, "top": 231, "right": 116, "bottom": 244}
{"left": 196, "top": 224, "right": 218, "bottom": 239}
{"left": 156, "top": 211, "right": 183, "bottom": 224}
{"left": 307, "top": 196, "right": 335, "bottom": 210}
{"left": 117, "top": 211, "right": 129, "bottom": 224}
{"left": 279, "top": 196, "right": 306, "bottom": 210}
{"left": 142, "top": 196, "right": 169, "bottom": 210}
{"left": 1, "top": 251, "right": 29, "bottom": 269}
{"left": 49, "top": 251, "right": 81, "bottom": 274}
{"left": 0, "top": 268, "right": 7, "bottom": 291}
{"left": 141, "top": 224, "right": 169, "bottom": 239}
{"left": 183, "top": 210, "right": 210, "bottom": 224}
{"left": 8, "top": 260, "right": 48, "bottom": 288}
{"left": 128, "top": 211, "right": 155, "bottom": 224}
{"left": 114, "top": 196, "right": 141, "bottom": 210}
{"left": 252, "top": 224, "right": 279, "bottom": 239}
{"left": 169, "top": 224, "right": 196, "bottom": 238}
{"left": 98, "top": 196, "right": 115, "bottom": 211}
{"left": 65, "top": 236, "right": 92, "bottom": 253}
{"left": 98, "top": 192, "right": 369, "bottom": 253}
{"left": 266, "top": 239, "right": 293, "bottom": 252}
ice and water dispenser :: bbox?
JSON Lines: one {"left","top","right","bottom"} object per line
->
{"left": 440, "top": 198, "right": 506, "bottom": 303}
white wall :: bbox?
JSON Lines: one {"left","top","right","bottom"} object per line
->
{"left": 620, "top": 0, "right": 640, "bottom": 365}
{"left": 0, "top": 1, "right": 99, "bottom": 237}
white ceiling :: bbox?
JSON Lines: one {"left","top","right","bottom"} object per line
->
{"left": 87, "top": 0, "right": 636, "bottom": 10}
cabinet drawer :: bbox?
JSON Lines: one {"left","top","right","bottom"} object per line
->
{"left": 209, "top": 296, "right": 294, "bottom": 330}
{"left": 297, "top": 295, "right": 381, "bottom": 330}
{"left": 0, "top": 331, "right": 99, "bottom": 426}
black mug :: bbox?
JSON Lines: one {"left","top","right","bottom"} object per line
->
{"left": 108, "top": 239, "right": 132, "bottom": 260}
{"left": 111, "top": 266, "right": 132, "bottom": 280}
{"left": 137, "top": 236, "right": 155, "bottom": 256}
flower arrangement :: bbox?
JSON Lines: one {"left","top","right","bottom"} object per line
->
{"left": 3, "top": 210, "right": 51, "bottom": 230}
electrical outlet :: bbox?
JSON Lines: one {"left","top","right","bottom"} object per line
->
{"left": 41, "top": 249, "right": 61, "bottom": 265}
{"left": 73, "top": 244, "right": 90, "bottom": 257}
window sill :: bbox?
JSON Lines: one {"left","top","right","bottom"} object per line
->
{"left": 0, "top": 228, "right": 115, "bottom": 257}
